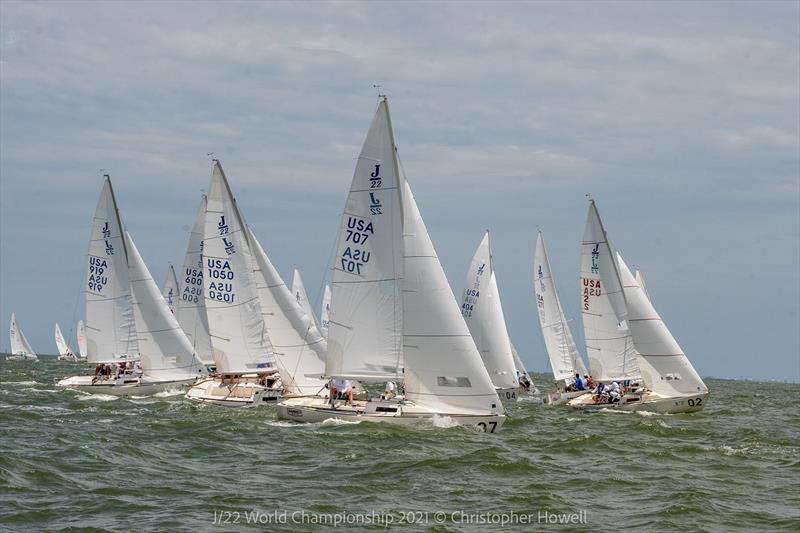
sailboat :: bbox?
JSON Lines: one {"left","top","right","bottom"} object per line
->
{"left": 55, "top": 323, "right": 78, "bottom": 361}
{"left": 319, "top": 284, "right": 331, "bottom": 339}
{"left": 184, "top": 161, "right": 281, "bottom": 407}
{"left": 277, "top": 98, "right": 505, "bottom": 431}
{"left": 57, "top": 176, "right": 207, "bottom": 395}
{"left": 291, "top": 269, "right": 319, "bottom": 329}
{"left": 533, "top": 231, "right": 589, "bottom": 405}
{"left": 568, "top": 201, "right": 709, "bottom": 413}
{"left": 162, "top": 264, "right": 179, "bottom": 315}
{"left": 175, "top": 195, "right": 214, "bottom": 367}
{"left": 460, "top": 231, "right": 521, "bottom": 402}
{"left": 76, "top": 320, "right": 87, "bottom": 359}
{"left": 7, "top": 313, "right": 37, "bottom": 361}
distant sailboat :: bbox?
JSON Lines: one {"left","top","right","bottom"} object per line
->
{"left": 55, "top": 323, "right": 78, "bottom": 361}
{"left": 569, "top": 201, "right": 709, "bottom": 413}
{"left": 184, "top": 161, "right": 280, "bottom": 407}
{"left": 278, "top": 97, "right": 505, "bottom": 431}
{"left": 76, "top": 320, "right": 87, "bottom": 359}
{"left": 533, "top": 231, "right": 589, "bottom": 404}
{"left": 162, "top": 264, "right": 179, "bottom": 315}
{"left": 319, "top": 284, "right": 331, "bottom": 339}
{"left": 7, "top": 313, "right": 37, "bottom": 361}
{"left": 460, "top": 231, "right": 521, "bottom": 402}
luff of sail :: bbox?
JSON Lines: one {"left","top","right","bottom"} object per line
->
{"left": 203, "top": 161, "right": 274, "bottom": 373}
{"left": 580, "top": 200, "right": 640, "bottom": 382}
{"left": 617, "top": 253, "right": 708, "bottom": 397}
{"left": 402, "top": 180, "right": 503, "bottom": 415}
{"left": 326, "top": 99, "right": 404, "bottom": 381}
{"left": 460, "top": 231, "right": 519, "bottom": 391}
{"left": 126, "top": 231, "right": 206, "bottom": 380}
{"left": 162, "top": 264, "right": 179, "bottom": 316}
{"left": 534, "top": 231, "right": 587, "bottom": 382}
{"left": 248, "top": 227, "right": 328, "bottom": 395}
{"left": 85, "top": 177, "right": 138, "bottom": 363}
{"left": 176, "top": 195, "right": 214, "bottom": 365}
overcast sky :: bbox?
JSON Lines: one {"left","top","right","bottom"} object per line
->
{"left": 1, "top": 1, "right": 797, "bottom": 381}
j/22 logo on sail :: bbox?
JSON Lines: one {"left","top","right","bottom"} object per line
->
{"left": 369, "top": 192, "right": 382, "bottom": 215}
{"left": 369, "top": 164, "right": 382, "bottom": 188}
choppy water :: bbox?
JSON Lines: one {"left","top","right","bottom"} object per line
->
{"left": 1, "top": 359, "right": 798, "bottom": 532}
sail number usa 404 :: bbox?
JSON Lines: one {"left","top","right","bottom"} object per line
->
{"left": 206, "top": 259, "right": 236, "bottom": 303}
{"left": 340, "top": 217, "right": 373, "bottom": 275}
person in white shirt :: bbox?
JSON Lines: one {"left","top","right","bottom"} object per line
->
{"left": 383, "top": 381, "right": 396, "bottom": 399}
{"left": 607, "top": 381, "right": 621, "bottom": 403}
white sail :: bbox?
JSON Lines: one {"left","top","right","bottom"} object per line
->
{"left": 580, "top": 200, "right": 640, "bottom": 382}
{"left": 402, "top": 180, "right": 502, "bottom": 414}
{"left": 617, "top": 253, "right": 708, "bottom": 397}
{"left": 291, "top": 269, "right": 318, "bottom": 329}
{"left": 460, "top": 231, "right": 519, "bottom": 390}
{"left": 635, "top": 269, "right": 651, "bottom": 302}
{"left": 85, "top": 177, "right": 138, "bottom": 363}
{"left": 326, "top": 99, "right": 404, "bottom": 381}
{"left": 248, "top": 227, "right": 328, "bottom": 395}
{"left": 162, "top": 264, "right": 179, "bottom": 316}
{"left": 510, "top": 342, "right": 527, "bottom": 375}
{"left": 54, "top": 323, "right": 75, "bottom": 357}
{"left": 203, "top": 161, "right": 274, "bottom": 373}
{"left": 76, "top": 320, "right": 87, "bottom": 358}
{"left": 176, "top": 196, "right": 214, "bottom": 365}
{"left": 9, "top": 313, "right": 36, "bottom": 357}
{"left": 319, "top": 284, "right": 331, "bottom": 339}
{"left": 534, "top": 231, "right": 587, "bottom": 382}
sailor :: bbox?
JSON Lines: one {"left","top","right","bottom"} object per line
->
{"left": 584, "top": 374, "right": 593, "bottom": 389}
{"left": 383, "top": 380, "right": 397, "bottom": 399}
{"left": 574, "top": 373, "right": 585, "bottom": 391}
{"left": 607, "top": 381, "right": 621, "bottom": 403}
{"left": 518, "top": 372, "right": 531, "bottom": 391}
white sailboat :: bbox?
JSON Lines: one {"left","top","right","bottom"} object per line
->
{"left": 291, "top": 268, "right": 319, "bottom": 329}
{"left": 509, "top": 342, "right": 537, "bottom": 394}
{"left": 185, "top": 161, "right": 280, "bottom": 407}
{"left": 7, "top": 313, "right": 37, "bottom": 361}
{"left": 460, "top": 231, "right": 521, "bottom": 402}
{"left": 55, "top": 323, "right": 78, "bottom": 361}
{"left": 175, "top": 195, "right": 214, "bottom": 367}
{"left": 76, "top": 320, "right": 87, "bottom": 359}
{"left": 319, "top": 284, "right": 331, "bottom": 339}
{"left": 58, "top": 176, "right": 207, "bottom": 395}
{"left": 533, "top": 231, "right": 589, "bottom": 404}
{"left": 162, "top": 264, "right": 179, "bottom": 315}
{"left": 569, "top": 202, "right": 709, "bottom": 413}
{"left": 277, "top": 98, "right": 505, "bottom": 431}
{"left": 579, "top": 200, "right": 641, "bottom": 384}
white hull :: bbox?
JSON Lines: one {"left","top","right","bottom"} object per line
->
{"left": 57, "top": 354, "right": 79, "bottom": 362}
{"left": 276, "top": 396, "right": 506, "bottom": 433}
{"left": 496, "top": 386, "right": 523, "bottom": 403}
{"left": 56, "top": 374, "right": 195, "bottom": 396}
{"left": 568, "top": 391, "right": 709, "bottom": 414}
{"left": 6, "top": 354, "right": 38, "bottom": 361}
{"left": 543, "top": 389, "right": 590, "bottom": 406}
{"left": 185, "top": 376, "right": 282, "bottom": 407}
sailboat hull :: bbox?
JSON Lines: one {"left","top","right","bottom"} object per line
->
{"left": 543, "top": 390, "right": 590, "bottom": 406}
{"left": 276, "top": 397, "right": 506, "bottom": 433}
{"left": 568, "top": 391, "right": 709, "bottom": 414}
{"left": 184, "top": 376, "right": 282, "bottom": 407}
{"left": 6, "top": 354, "right": 38, "bottom": 361}
{"left": 56, "top": 375, "right": 196, "bottom": 396}
{"left": 496, "top": 386, "right": 523, "bottom": 403}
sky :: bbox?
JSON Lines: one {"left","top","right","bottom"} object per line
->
{"left": 1, "top": 1, "right": 798, "bottom": 381}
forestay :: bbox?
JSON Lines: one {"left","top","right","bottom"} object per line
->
{"left": 162, "top": 264, "right": 179, "bottom": 316}
{"left": 203, "top": 161, "right": 274, "bottom": 373}
{"left": 580, "top": 200, "right": 640, "bottom": 382}
{"left": 85, "top": 177, "right": 138, "bottom": 363}
{"left": 460, "top": 231, "right": 519, "bottom": 391}
{"left": 126, "top": 231, "right": 206, "bottom": 380}
{"left": 534, "top": 231, "right": 587, "bottom": 381}
{"left": 326, "top": 99, "right": 404, "bottom": 381}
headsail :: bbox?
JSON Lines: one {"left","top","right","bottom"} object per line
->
{"left": 126, "top": 231, "right": 206, "bottom": 380}
{"left": 10, "top": 313, "right": 36, "bottom": 357}
{"left": 319, "top": 284, "right": 331, "bottom": 339}
{"left": 203, "top": 161, "right": 274, "bottom": 373}
{"left": 76, "top": 320, "right": 87, "bottom": 358}
{"left": 617, "top": 253, "right": 707, "bottom": 396}
{"left": 326, "top": 99, "right": 404, "bottom": 381}
{"left": 162, "top": 264, "right": 179, "bottom": 315}
{"left": 85, "top": 177, "right": 138, "bottom": 363}
{"left": 580, "top": 200, "right": 640, "bottom": 382}
{"left": 291, "top": 269, "right": 318, "bottom": 329}
{"left": 534, "top": 231, "right": 587, "bottom": 382}
{"left": 176, "top": 195, "right": 214, "bottom": 365}
{"left": 460, "top": 231, "right": 519, "bottom": 391}
{"left": 54, "top": 323, "right": 75, "bottom": 357}
{"left": 248, "top": 227, "right": 328, "bottom": 395}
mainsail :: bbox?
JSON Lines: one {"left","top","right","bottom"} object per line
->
{"left": 460, "top": 231, "right": 519, "bottom": 391}
{"left": 580, "top": 200, "right": 640, "bottom": 382}
{"left": 84, "top": 177, "right": 138, "bottom": 363}
{"left": 203, "top": 161, "right": 274, "bottom": 373}
{"left": 326, "top": 98, "right": 404, "bottom": 381}
{"left": 162, "top": 264, "right": 179, "bottom": 315}
{"left": 534, "top": 231, "right": 587, "bottom": 381}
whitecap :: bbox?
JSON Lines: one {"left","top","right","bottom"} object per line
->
{"left": 320, "top": 417, "right": 362, "bottom": 426}
{"left": 4, "top": 381, "right": 37, "bottom": 386}
{"left": 77, "top": 393, "right": 119, "bottom": 402}
{"left": 265, "top": 420, "right": 300, "bottom": 428}
{"left": 430, "top": 414, "right": 459, "bottom": 428}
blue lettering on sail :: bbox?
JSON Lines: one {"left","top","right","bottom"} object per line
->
{"left": 218, "top": 215, "right": 229, "bottom": 235}
{"left": 223, "top": 238, "right": 235, "bottom": 255}
{"left": 369, "top": 164, "right": 382, "bottom": 188}
{"left": 105, "top": 240, "right": 114, "bottom": 256}
{"left": 369, "top": 192, "right": 382, "bottom": 215}
{"left": 102, "top": 222, "right": 111, "bottom": 239}
{"left": 87, "top": 256, "right": 109, "bottom": 293}
{"left": 538, "top": 265, "right": 545, "bottom": 293}
{"left": 206, "top": 258, "right": 236, "bottom": 303}
{"left": 477, "top": 263, "right": 485, "bottom": 276}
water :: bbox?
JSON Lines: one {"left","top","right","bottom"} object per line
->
{"left": 1, "top": 359, "right": 798, "bottom": 532}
